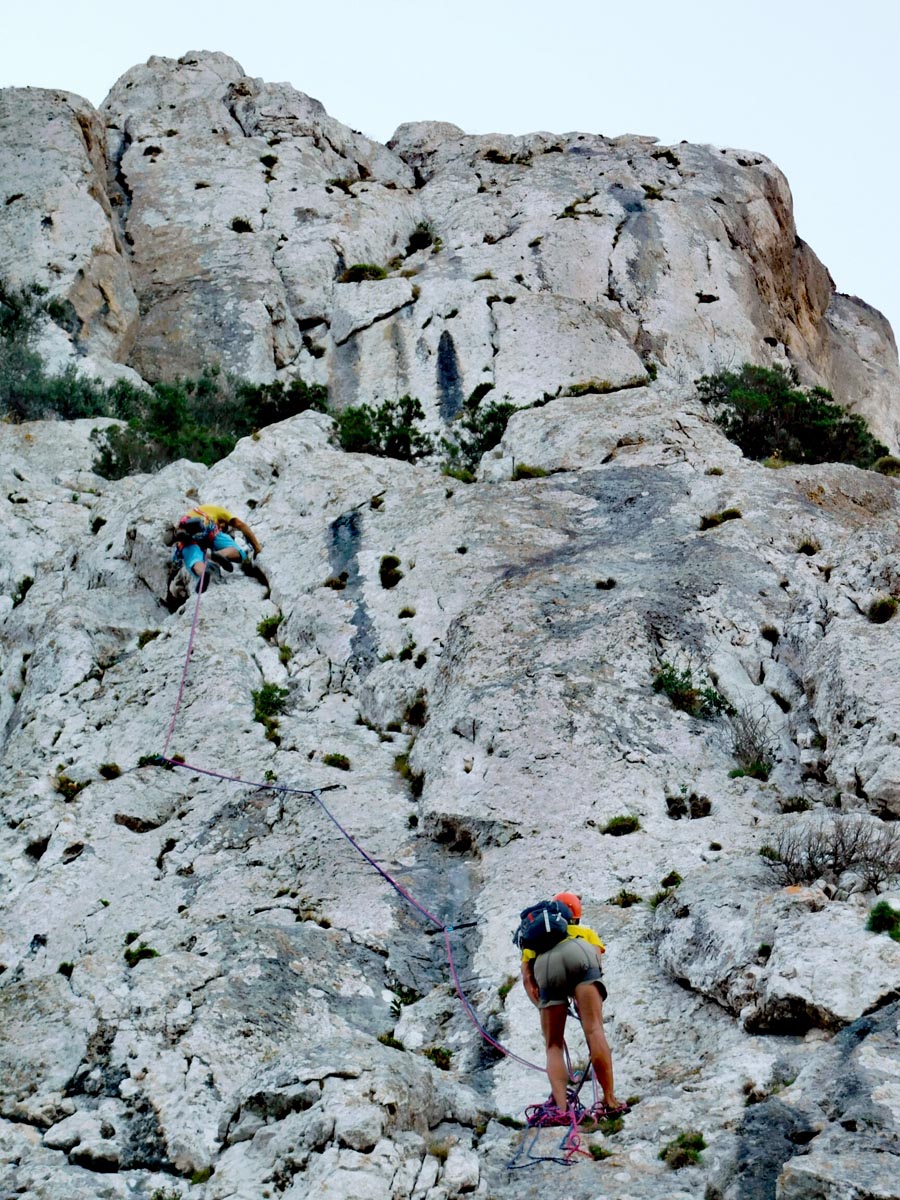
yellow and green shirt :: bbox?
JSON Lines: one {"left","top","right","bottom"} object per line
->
{"left": 193, "top": 504, "right": 235, "bottom": 527}
{"left": 521, "top": 923, "right": 605, "bottom": 963}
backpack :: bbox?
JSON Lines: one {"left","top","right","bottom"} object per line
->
{"left": 176, "top": 510, "right": 219, "bottom": 545}
{"left": 513, "top": 899, "right": 573, "bottom": 954}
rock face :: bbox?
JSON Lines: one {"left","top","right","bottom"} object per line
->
{"left": 0, "top": 89, "right": 139, "bottom": 382}
{"left": 2, "top": 50, "right": 899, "bottom": 446}
{"left": 2, "top": 50, "right": 900, "bottom": 1200}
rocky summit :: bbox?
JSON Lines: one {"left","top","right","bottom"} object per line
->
{"left": 1, "top": 49, "right": 900, "bottom": 1200}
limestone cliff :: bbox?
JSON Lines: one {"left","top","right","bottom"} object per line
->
{"left": 1, "top": 50, "right": 898, "bottom": 447}
{"left": 1, "top": 50, "right": 900, "bottom": 1200}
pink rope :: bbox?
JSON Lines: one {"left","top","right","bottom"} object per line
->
{"left": 157, "top": 553, "right": 547, "bottom": 1076}
{"left": 444, "top": 928, "right": 544, "bottom": 1072}
{"left": 159, "top": 756, "right": 338, "bottom": 798}
{"left": 162, "top": 554, "right": 209, "bottom": 757}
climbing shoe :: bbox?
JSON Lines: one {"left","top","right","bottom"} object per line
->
{"left": 591, "top": 1100, "right": 631, "bottom": 1119}
{"left": 524, "top": 1099, "right": 576, "bottom": 1127}
{"left": 210, "top": 551, "right": 235, "bottom": 573}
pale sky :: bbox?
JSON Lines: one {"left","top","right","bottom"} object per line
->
{"left": 3, "top": 0, "right": 898, "bottom": 344}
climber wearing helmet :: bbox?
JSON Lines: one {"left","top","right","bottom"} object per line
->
{"left": 520, "top": 890, "right": 628, "bottom": 1121}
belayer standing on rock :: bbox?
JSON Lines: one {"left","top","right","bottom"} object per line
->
{"left": 170, "top": 503, "right": 262, "bottom": 593}
{"left": 518, "top": 891, "right": 629, "bottom": 1123}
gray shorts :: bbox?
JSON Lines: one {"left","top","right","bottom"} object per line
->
{"left": 533, "top": 938, "right": 606, "bottom": 1009}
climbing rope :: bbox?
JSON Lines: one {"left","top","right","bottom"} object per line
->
{"left": 149, "top": 540, "right": 616, "bottom": 1152}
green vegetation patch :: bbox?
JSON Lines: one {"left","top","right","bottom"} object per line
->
{"left": 511, "top": 463, "right": 548, "bottom": 480}
{"left": 653, "top": 661, "right": 728, "bottom": 718}
{"left": 335, "top": 394, "right": 434, "bottom": 462}
{"left": 697, "top": 364, "right": 887, "bottom": 467}
{"left": 423, "top": 1046, "right": 452, "bottom": 1070}
{"left": 602, "top": 815, "right": 641, "bottom": 836}
{"left": 441, "top": 385, "right": 518, "bottom": 481}
{"left": 868, "top": 595, "right": 898, "bottom": 624}
{"left": 379, "top": 555, "right": 404, "bottom": 589}
{"left": 322, "top": 752, "right": 351, "bottom": 770}
{"left": 867, "top": 900, "right": 900, "bottom": 941}
{"left": 252, "top": 682, "right": 289, "bottom": 743}
{"left": 339, "top": 263, "right": 388, "bottom": 282}
{"left": 659, "top": 1129, "right": 706, "bottom": 1169}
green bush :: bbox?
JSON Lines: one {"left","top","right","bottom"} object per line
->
{"left": 423, "top": 1046, "right": 452, "bottom": 1070}
{"left": 699, "top": 508, "right": 742, "bottom": 530}
{"left": 378, "top": 1032, "right": 405, "bottom": 1050}
{"left": 441, "top": 386, "right": 518, "bottom": 481}
{"left": 92, "top": 372, "right": 327, "bottom": 479}
{"left": 335, "top": 394, "right": 435, "bottom": 462}
{"left": 512, "top": 463, "right": 548, "bottom": 480}
{"left": 603, "top": 815, "right": 641, "bottom": 836}
{"left": 867, "top": 901, "right": 900, "bottom": 941}
{"left": 868, "top": 595, "right": 898, "bottom": 624}
{"left": 322, "top": 752, "right": 351, "bottom": 770}
{"left": 652, "top": 661, "right": 727, "bottom": 718}
{"left": 697, "top": 364, "right": 887, "bottom": 467}
{"left": 498, "top": 974, "right": 517, "bottom": 999}
{"left": 124, "top": 941, "right": 159, "bottom": 968}
{"left": 0, "top": 281, "right": 120, "bottom": 423}
{"left": 257, "top": 614, "right": 283, "bottom": 641}
{"left": 252, "top": 682, "right": 289, "bottom": 743}
{"left": 405, "top": 222, "right": 435, "bottom": 255}
{"left": 379, "top": 555, "right": 404, "bottom": 589}
{"left": 54, "top": 772, "right": 88, "bottom": 801}
{"left": 339, "top": 263, "right": 388, "bottom": 282}
{"left": 659, "top": 1129, "right": 706, "bottom": 1169}
{"left": 2, "top": 278, "right": 328, "bottom": 475}
{"left": 608, "top": 889, "right": 643, "bottom": 907}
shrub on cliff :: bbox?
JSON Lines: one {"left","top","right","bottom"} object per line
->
{"left": 334, "top": 394, "right": 435, "bottom": 462}
{"left": 697, "top": 364, "right": 887, "bottom": 468}
{"left": 441, "top": 384, "right": 518, "bottom": 481}
{"left": 0, "top": 280, "right": 113, "bottom": 421}
{"left": 764, "top": 815, "right": 900, "bottom": 891}
{"left": 91, "top": 372, "right": 328, "bottom": 479}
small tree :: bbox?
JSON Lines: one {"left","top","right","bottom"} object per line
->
{"left": 729, "top": 704, "right": 777, "bottom": 779}
{"left": 765, "top": 815, "right": 900, "bottom": 892}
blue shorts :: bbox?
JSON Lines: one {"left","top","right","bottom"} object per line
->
{"left": 176, "top": 532, "right": 245, "bottom": 572}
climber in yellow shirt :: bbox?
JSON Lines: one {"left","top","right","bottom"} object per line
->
{"left": 170, "top": 504, "right": 262, "bottom": 593}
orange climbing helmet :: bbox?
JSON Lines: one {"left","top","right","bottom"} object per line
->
{"left": 554, "top": 891, "right": 582, "bottom": 921}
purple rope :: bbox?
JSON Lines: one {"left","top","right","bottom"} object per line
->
{"left": 443, "top": 929, "right": 545, "bottom": 1072}
{"left": 159, "top": 756, "right": 341, "bottom": 798}
{"left": 162, "top": 553, "right": 208, "bottom": 757}
{"left": 310, "top": 787, "right": 447, "bottom": 928}
{"left": 158, "top": 558, "right": 547, "bottom": 1076}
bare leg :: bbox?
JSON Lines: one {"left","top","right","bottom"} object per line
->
{"left": 574, "top": 981, "right": 621, "bottom": 1108}
{"left": 540, "top": 1004, "right": 570, "bottom": 1110}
